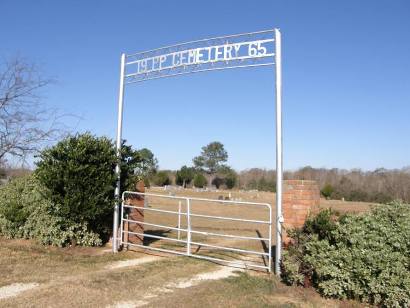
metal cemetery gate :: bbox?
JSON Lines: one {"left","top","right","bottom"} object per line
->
{"left": 113, "top": 29, "right": 283, "bottom": 274}
{"left": 120, "top": 191, "right": 272, "bottom": 272}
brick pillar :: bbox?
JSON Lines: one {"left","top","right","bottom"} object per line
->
{"left": 283, "top": 180, "right": 320, "bottom": 242}
{"left": 125, "top": 180, "right": 145, "bottom": 246}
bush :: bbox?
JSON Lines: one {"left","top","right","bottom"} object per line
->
{"left": 211, "top": 176, "right": 224, "bottom": 189}
{"left": 0, "top": 175, "right": 101, "bottom": 246}
{"left": 320, "top": 183, "right": 334, "bottom": 199}
{"left": 219, "top": 166, "right": 237, "bottom": 189}
{"left": 225, "top": 173, "right": 237, "bottom": 189}
{"left": 193, "top": 173, "right": 207, "bottom": 188}
{"left": 281, "top": 202, "right": 410, "bottom": 307}
{"left": 0, "top": 176, "right": 39, "bottom": 236}
{"left": 175, "top": 166, "right": 195, "bottom": 187}
{"left": 0, "top": 133, "right": 156, "bottom": 246}
{"left": 35, "top": 133, "right": 116, "bottom": 239}
{"left": 153, "top": 171, "right": 171, "bottom": 186}
{"left": 35, "top": 133, "right": 156, "bottom": 241}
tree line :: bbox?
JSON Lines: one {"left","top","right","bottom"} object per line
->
{"left": 238, "top": 166, "right": 410, "bottom": 203}
{"left": 287, "top": 166, "right": 410, "bottom": 203}
{"left": 151, "top": 165, "right": 410, "bottom": 204}
{"left": 150, "top": 141, "right": 237, "bottom": 189}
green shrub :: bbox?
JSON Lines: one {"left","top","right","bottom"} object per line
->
{"left": 219, "top": 166, "right": 237, "bottom": 189}
{"left": 224, "top": 173, "right": 237, "bottom": 189}
{"left": 0, "top": 133, "right": 156, "bottom": 246}
{"left": 193, "top": 173, "right": 207, "bottom": 188}
{"left": 23, "top": 201, "right": 101, "bottom": 247}
{"left": 0, "top": 175, "right": 101, "bottom": 246}
{"left": 153, "top": 171, "right": 171, "bottom": 186}
{"left": 282, "top": 202, "right": 410, "bottom": 307}
{"left": 35, "top": 133, "right": 157, "bottom": 241}
{"left": 303, "top": 208, "right": 339, "bottom": 242}
{"left": 320, "top": 183, "right": 334, "bottom": 199}
{"left": 0, "top": 176, "right": 39, "bottom": 236}
{"left": 175, "top": 166, "right": 195, "bottom": 187}
{"left": 35, "top": 133, "right": 117, "bottom": 239}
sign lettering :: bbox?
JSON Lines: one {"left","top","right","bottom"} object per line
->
{"left": 125, "top": 32, "right": 275, "bottom": 82}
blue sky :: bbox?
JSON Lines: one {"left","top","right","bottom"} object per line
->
{"left": 1, "top": 1, "right": 409, "bottom": 171}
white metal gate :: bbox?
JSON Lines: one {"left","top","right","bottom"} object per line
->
{"left": 113, "top": 29, "right": 283, "bottom": 274}
{"left": 120, "top": 191, "right": 272, "bottom": 272}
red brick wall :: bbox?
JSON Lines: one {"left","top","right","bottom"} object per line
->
{"left": 283, "top": 180, "right": 320, "bottom": 241}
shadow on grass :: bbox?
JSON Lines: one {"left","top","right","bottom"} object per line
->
{"left": 256, "top": 229, "right": 276, "bottom": 271}
{"left": 143, "top": 229, "right": 172, "bottom": 245}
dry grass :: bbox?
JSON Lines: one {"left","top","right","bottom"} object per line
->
{"left": 319, "top": 199, "right": 373, "bottom": 213}
{"left": 144, "top": 271, "right": 364, "bottom": 308}
{"left": 0, "top": 237, "right": 134, "bottom": 288}
{"left": 0, "top": 237, "right": 216, "bottom": 307}
{"left": 0, "top": 237, "right": 364, "bottom": 307}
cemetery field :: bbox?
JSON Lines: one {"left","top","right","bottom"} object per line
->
{"left": 147, "top": 187, "right": 374, "bottom": 213}
{"left": 125, "top": 187, "right": 374, "bottom": 271}
{"left": 0, "top": 237, "right": 363, "bottom": 307}
{"left": 319, "top": 198, "right": 373, "bottom": 213}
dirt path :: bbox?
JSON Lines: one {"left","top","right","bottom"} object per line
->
{"left": 0, "top": 283, "right": 40, "bottom": 300}
{"left": 108, "top": 266, "right": 242, "bottom": 308}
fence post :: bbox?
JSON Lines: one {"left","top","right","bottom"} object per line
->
{"left": 178, "top": 201, "right": 182, "bottom": 240}
{"left": 186, "top": 198, "right": 191, "bottom": 256}
{"left": 268, "top": 205, "right": 272, "bottom": 273}
{"left": 119, "top": 194, "right": 124, "bottom": 246}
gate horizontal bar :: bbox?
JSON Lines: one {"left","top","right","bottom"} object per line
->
{"left": 123, "top": 191, "right": 187, "bottom": 201}
{"left": 123, "top": 230, "right": 187, "bottom": 244}
{"left": 123, "top": 191, "right": 271, "bottom": 209}
{"left": 190, "top": 229, "right": 269, "bottom": 241}
{"left": 189, "top": 212, "right": 270, "bottom": 224}
{"left": 123, "top": 218, "right": 187, "bottom": 232}
{"left": 191, "top": 253, "right": 269, "bottom": 271}
{"left": 123, "top": 204, "right": 187, "bottom": 216}
{"left": 123, "top": 241, "right": 189, "bottom": 257}
{"left": 189, "top": 196, "right": 271, "bottom": 208}
{"left": 190, "top": 241, "right": 269, "bottom": 256}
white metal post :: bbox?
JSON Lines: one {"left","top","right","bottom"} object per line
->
{"left": 177, "top": 200, "right": 182, "bottom": 240}
{"left": 113, "top": 53, "right": 126, "bottom": 253}
{"left": 186, "top": 198, "right": 191, "bottom": 255}
{"left": 274, "top": 28, "right": 283, "bottom": 275}
{"left": 268, "top": 205, "right": 272, "bottom": 273}
{"left": 119, "top": 195, "right": 124, "bottom": 247}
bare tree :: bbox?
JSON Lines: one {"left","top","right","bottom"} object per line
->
{"left": 0, "top": 56, "right": 62, "bottom": 163}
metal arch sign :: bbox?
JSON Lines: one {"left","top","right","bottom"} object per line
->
{"left": 124, "top": 30, "right": 276, "bottom": 82}
{"left": 113, "top": 29, "right": 283, "bottom": 276}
